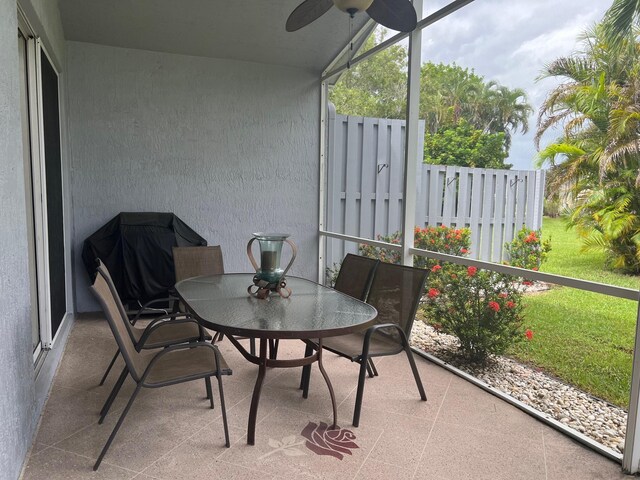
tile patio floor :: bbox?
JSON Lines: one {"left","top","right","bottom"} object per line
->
{"left": 22, "top": 314, "right": 632, "bottom": 480}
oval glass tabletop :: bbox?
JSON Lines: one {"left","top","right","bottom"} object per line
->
{"left": 175, "top": 273, "right": 378, "bottom": 339}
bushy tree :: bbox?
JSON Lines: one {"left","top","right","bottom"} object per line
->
{"left": 329, "top": 32, "right": 532, "bottom": 163}
{"left": 423, "top": 119, "right": 510, "bottom": 169}
{"left": 329, "top": 32, "right": 408, "bottom": 119}
{"left": 420, "top": 63, "right": 531, "bottom": 150}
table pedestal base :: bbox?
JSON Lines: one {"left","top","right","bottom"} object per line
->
{"left": 226, "top": 336, "right": 337, "bottom": 445}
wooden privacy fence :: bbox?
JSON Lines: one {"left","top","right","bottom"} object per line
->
{"left": 325, "top": 109, "right": 546, "bottom": 267}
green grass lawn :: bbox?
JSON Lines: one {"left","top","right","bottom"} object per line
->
{"left": 509, "top": 217, "right": 639, "bottom": 408}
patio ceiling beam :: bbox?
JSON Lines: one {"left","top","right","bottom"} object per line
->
{"left": 322, "top": 18, "right": 377, "bottom": 82}
{"left": 322, "top": 0, "right": 476, "bottom": 83}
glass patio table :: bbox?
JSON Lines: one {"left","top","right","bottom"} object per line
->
{"left": 175, "top": 273, "right": 378, "bottom": 444}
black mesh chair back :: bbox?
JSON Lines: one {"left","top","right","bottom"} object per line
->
{"left": 367, "top": 261, "right": 429, "bottom": 346}
{"left": 333, "top": 254, "right": 379, "bottom": 301}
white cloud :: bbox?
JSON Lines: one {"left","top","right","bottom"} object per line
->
{"left": 416, "top": 0, "right": 610, "bottom": 169}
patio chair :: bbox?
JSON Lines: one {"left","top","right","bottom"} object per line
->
{"left": 170, "top": 245, "right": 256, "bottom": 355}
{"left": 97, "top": 259, "right": 213, "bottom": 387}
{"left": 90, "top": 264, "right": 231, "bottom": 470}
{"left": 129, "top": 245, "right": 225, "bottom": 322}
{"left": 332, "top": 253, "right": 379, "bottom": 301}
{"left": 300, "top": 254, "right": 379, "bottom": 389}
{"left": 301, "top": 261, "right": 429, "bottom": 427}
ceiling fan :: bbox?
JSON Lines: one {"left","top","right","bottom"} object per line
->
{"left": 286, "top": 0, "right": 418, "bottom": 33}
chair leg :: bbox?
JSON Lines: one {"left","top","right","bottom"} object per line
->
{"left": 93, "top": 384, "right": 142, "bottom": 471}
{"left": 100, "top": 367, "right": 128, "bottom": 422}
{"left": 205, "top": 377, "right": 214, "bottom": 408}
{"left": 366, "top": 361, "right": 374, "bottom": 378}
{"left": 368, "top": 358, "right": 379, "bottom": 376}
{"left": 268, "top": 339, "right": 279, "bottom": 360}
{"left": 99, "top": 349, "right": 120, "bottom": 386}
{"left": 215, "top": 373, "right": 230, "bottom": 447}
{"left": 249, "top": 338, "right": 256, "bottom": 356}
{"left": 352, "top": 356, "right": 370, "bottom": 427}
{"left": 213, "top": 332, "right": 224, "bottom": 344}
{"left": 299, "top": 343, "right": 314, "bottom": 390}
{"left": 404, "top": 344, "right": 427, "bottom": 401}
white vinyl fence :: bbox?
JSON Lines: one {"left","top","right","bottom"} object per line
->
{"left": 325, "top": 109, "right": 545, "bottom": 268}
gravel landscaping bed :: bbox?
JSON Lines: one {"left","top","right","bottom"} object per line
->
{"left": 410, "top": 320, "right": 627, "bottom": 454}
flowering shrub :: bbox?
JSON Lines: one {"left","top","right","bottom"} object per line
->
{"left": 504, "top": 227, "right": 551, "bottom": 271}
{"left": 359, "top": 225, "right": 471, "bottom": 269}
{"left": 425, "top": 264, "right": 525, "bottom": 362}
{"left": 359, "top": 225, "right": 528, "bottom": 362}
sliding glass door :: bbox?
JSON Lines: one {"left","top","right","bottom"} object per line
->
{"left": 18, "top": 12, "right": 68, "bottom": 362}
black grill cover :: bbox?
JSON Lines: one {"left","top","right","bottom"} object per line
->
{"left": 82, "top": 212, "right": 207, "bottom": 305}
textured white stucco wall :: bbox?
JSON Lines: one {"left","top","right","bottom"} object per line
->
{"left": 19, "top": 0, "right": 66, "bottom": 67}
{"left": 67, "top": 42, "right": 321, "bottom": 312}
{"left": 1, "top": 1, "right": 40, "bottom": 478}
{"left": 0, "top": 2, "right": 71, "bottom": 477}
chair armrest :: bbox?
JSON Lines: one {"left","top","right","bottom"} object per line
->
{"left": 130, "top": 295, "right": 179, "bottom": 324}
{"left": 135, "top": 314, "right": 206, "bottom": 351}
{"left": 360, "top": 323, "right": 409, "bottom": 359}
{"left": 140, "top": 342, "right": 228, "bottom": 384}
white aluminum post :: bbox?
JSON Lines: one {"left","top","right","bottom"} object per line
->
{"left": 401, "top": 0, "right": 423, "bottom": 266}
{"left": 318, "top": 80, "right": 328, "bottom": 283}
{"left": 623, "top": 299, "right": 640, "bottom": 473}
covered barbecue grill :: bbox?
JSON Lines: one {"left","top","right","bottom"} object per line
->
{"left": 82, "top": 212, "right": 207, "bottom": 307}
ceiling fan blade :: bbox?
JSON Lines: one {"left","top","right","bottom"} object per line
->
{"left": 286, "top": 0, "right": 335, "bottom": 32}
{"left": 366, "top": 0, "right": 417, "bottom": 32}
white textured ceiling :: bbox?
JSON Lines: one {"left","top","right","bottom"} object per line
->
{"left": 59, "top": 0, "right": 369, "bottom": 72}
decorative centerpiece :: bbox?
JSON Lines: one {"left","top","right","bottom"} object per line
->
{"left": 247, "top": 233, "right": 297, "bottom": 299}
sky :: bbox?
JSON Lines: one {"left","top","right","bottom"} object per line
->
{"left": 416, "top": 0, "right": 610, "bottom": 170}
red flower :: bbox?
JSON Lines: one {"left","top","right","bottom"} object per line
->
{"left": 525, "top": 329, "right": 534, "bottom": 340}
{"left": 488, "top": 301, "right": 500, "bottom": 312}
{"left": 440, "top": 225, "right": 447, "bottom": 229}
{"left": 467, "top": 266, "right": 477, "bottom": 277}
{"left": 428, "top": 288, "right": 440, "bottom": 298}
{"left": 498, "top": 293, "right": 508, "bottom": 298}
{"left": 431, "top": 265, "right": 442, "bottom": 272}
{"left": 460, "top": 248, "right": 468, "bottom": 254}
{"left": 506, "top": 301, "right": 516, "bottom": 309}
{"left": 532, "top": 267, "right": 539, "bottom": 271}
{"left": 450, "top": 273, "right": 457, "bottom": 279}
{"left": 522, "top": 280, "right": 533, "bottom": 286}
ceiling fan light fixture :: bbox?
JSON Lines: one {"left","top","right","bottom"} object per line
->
{"left": 333, "top": 0, "right": 374, "bottom": 14}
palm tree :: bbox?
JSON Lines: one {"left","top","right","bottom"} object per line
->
{"left": 482, "top": 83, "right": 533, "bottom": 149}
{"left": 603, "top": 0, "right": 640, "bottom": 46}
{"left": 536, "top": 25, "right": 640, "bottom": 272}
